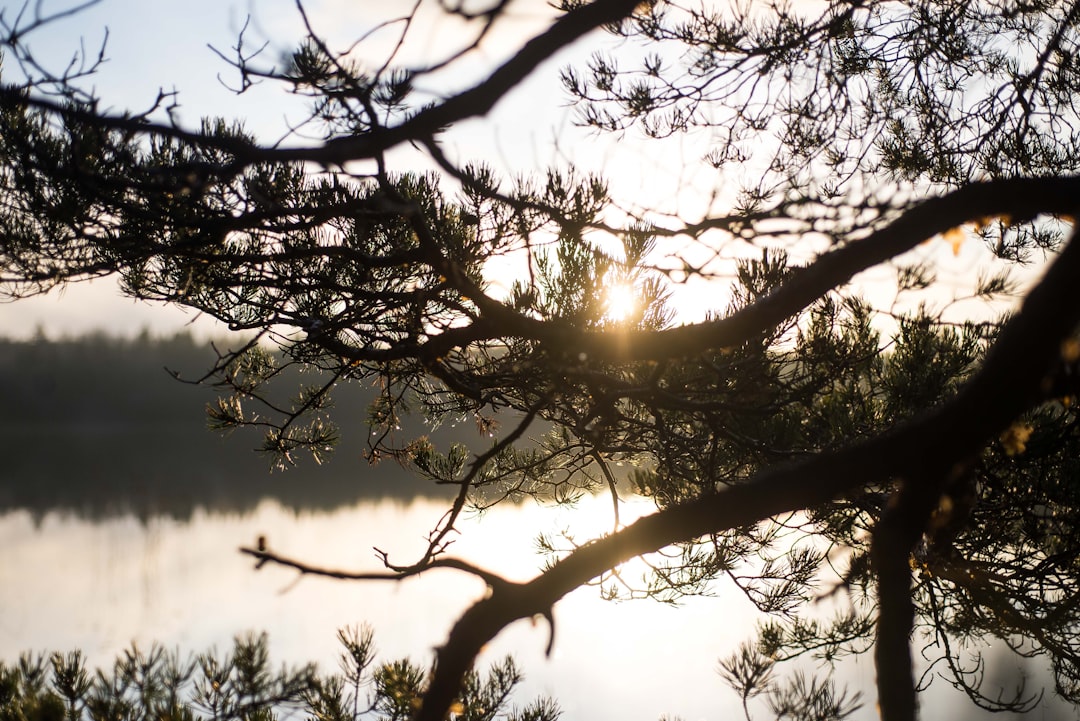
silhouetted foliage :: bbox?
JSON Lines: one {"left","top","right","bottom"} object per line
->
{"left": 0, "top": 629, "right": 558, "bottom": 721}
{"left": 3, "top": 1, "right": 1080, "bottom": 720}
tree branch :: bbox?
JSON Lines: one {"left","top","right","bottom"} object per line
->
{"left": 239, "top": 544, "right": 512, "bottom": 590}
{"left": 416, "top": 176, "right": 1080, "bottom": 368}
{"left": 0, "top": 0, "right": 644, "bottom": 171}
{"left": 414, "top": 223, "right": 1080, "bottom": 720}
{"left": 321, "top": 176, "right": 1080, "bottom": 368}
{"left": 873, "top": 463, "right": 970, "bottom": 721}
{"left": 563, "top": 176, "right": 1080, "bottom": 361}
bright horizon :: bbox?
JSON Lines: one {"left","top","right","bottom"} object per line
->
{"left": 0, "top": 0, "right": 710, "bottom": 340}
{"left": 0, "top": 0, "right": 1029, "bottom": 342}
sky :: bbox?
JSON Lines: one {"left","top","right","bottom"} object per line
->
{"left": 0, "top": 0, "right": 580, "bottom": 338}
{"left": 0, "top": 0, "right": 1021, "bottom": 340}
{"left": 0, "top": 0, "right": 288, "bottom": 338}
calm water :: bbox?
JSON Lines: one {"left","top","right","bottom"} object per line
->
{"left": 1, "top": 494, "right": 780, "bottom": 720}
{"left": 2, "top": 493, "right": 1070, "bottom": 719}
{"left": 0, "top": 339, "right": 1070, "bottom": 718}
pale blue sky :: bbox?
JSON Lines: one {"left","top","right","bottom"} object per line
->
{"left": 0, "top": 0, "right": 717, "bottom": 339}
{"left": 0, "top": 0, "right": 598, "bottom": 339}
{"left": 0, "top": 0, "right": 1009, "bottom": 340}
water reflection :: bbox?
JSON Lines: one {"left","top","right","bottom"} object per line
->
{"left": 0, "top": 496, "right": 754, "bottom": 720}
{"left": 2, "top": 336, "right": 1070, "bottom": 718}
{"left": 3, "top": 495, "right": 1069, "bottom": 720}
{"left": 0, "top": 425, "right": 455, "bottom": 522}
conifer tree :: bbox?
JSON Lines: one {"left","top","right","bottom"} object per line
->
{"left": 3, "top": 1, "right": 1080, "bottom": 719}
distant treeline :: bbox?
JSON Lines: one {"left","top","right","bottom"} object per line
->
{"left": 0, "top": 331, "right": 470, "bottom": 521}
{"left": 0, "top": 330, "right": 223, "bottom": 425}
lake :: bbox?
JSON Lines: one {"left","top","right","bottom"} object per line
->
{"left": 0, "top": 492, "right": 788, "bottom": 720}
{"left": 1, "top": 335, "right": 1073, "bottom": 719}
{"left": 0, "top": 429, "right": 1069, "bottom": 720}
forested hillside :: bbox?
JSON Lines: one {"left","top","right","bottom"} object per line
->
{"left": 0, "top": 331, "right": 219, "bottom": 425}
{"left": 0, "top": 332, "right": 460, "bottom": 520}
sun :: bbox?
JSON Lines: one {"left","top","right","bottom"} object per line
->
{"left": 603, "top": 282, "right": 639, "bottom": 323}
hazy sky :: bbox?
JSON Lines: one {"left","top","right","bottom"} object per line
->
{"left": 0, "top": 0, "right": 1014, "bottom": 340}
{"left": 0, "top": 0, "right": 604, "bottom": 339}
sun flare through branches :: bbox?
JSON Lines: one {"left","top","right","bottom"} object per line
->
{"left": 602, "top": 281, "right": 639, "bottom": 324}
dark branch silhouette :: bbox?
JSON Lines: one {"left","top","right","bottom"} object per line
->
{"left": 6, "top": 1, "right": 1080, "bottom": 719}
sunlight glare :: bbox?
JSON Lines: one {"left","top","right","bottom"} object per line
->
{"left": 604, "top": 282, "right": 638, "bottom": 323}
